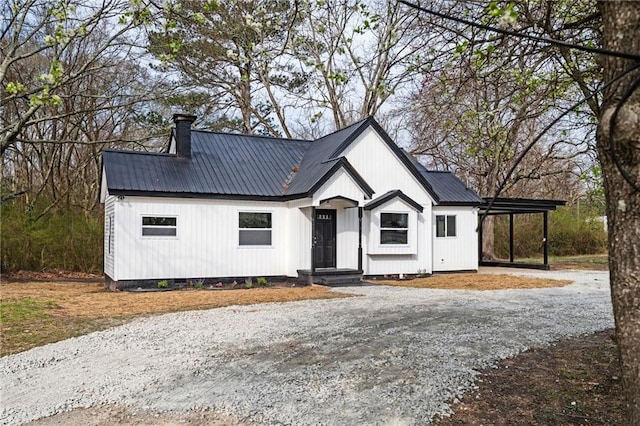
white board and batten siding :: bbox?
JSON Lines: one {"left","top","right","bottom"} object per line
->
{"left": 432, "top": 207, "right": 478, "bottom": 272}
{"left": 311, "top": 168, "right": 367, "bottom": 207}
{"left": 341, "top": 127, "right": 434, "bottom": 275}
{"left": 109, "top": 196, "right": 294, "bottom": 281}
{"left": 104, "top": 195, "right": 115, "bottom": 278}
{"left": 341, "top": 127, "right": 433, "bottom": 207}
{"left": 335, "top": 207, "right": 360, "bottom": 270}
{"left": 285, "top": 200, "right": 313, "bottom": 277}
{"left": 363, "top": 206, "right": 430, "bottom": 275}
{"left": 311, "top": 168, "right": 367, "bottom": 271}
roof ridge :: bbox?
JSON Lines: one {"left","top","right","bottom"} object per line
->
{"left": 422, "top": 169, "right": 453, "bottom": 174}
{"left": 102, "top": 149, "right": 172, "bottom": 157}
{"left": 313, "top": 116, "right": 371, "bottom": 141}
{"left": 192, "top": 129, "right": 311, "bottom": 143}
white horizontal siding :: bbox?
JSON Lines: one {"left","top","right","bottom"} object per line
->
{"left": 432, "top": 207, "right": 478, "bottom": 271}
{"left": 112, "top": 197, "right": 292, "bottom": 281}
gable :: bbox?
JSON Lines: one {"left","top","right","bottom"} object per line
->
{"left": 364, "top": 190, "right": 423, "bottom": 212}
{"left": 312, "top": 167, "right": 371, "bottom": 206}
{"left": 340, "top": 127, "right": 435, "bottom": 206}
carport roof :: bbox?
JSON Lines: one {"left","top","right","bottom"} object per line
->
{"left": 479, "top": 197, "right": 566, "bottom": 215}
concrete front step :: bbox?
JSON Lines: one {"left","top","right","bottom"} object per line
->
{"left": 296, "top": 269, "right": 363, "bottom": 286}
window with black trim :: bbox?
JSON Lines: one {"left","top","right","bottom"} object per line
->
{"left": 380, "top": 213, "right": 408, "bottom": 245}
{"left": 142, "top": 216, "right": 177, "bottom": 236}
{"left": 239, "top": 212, "right": 272, "bottom": 246}
{"left": 436, "top": 215, "right": 456, "bottom": 237}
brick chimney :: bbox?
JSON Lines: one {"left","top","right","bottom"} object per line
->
{"left": 173, "top": 113, "right": 197, "bottom": 158}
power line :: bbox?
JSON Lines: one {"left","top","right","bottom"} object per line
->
{"left": 398, "top": 0, "right": 640, "bottom": 61}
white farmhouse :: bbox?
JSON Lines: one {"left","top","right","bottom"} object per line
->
{"left": 100, "top": 114, "right": 483, "bottom": 288}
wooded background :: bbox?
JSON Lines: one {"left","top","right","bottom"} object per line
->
{"left": 1, "top": 0, "right": 608, "bottom": 273}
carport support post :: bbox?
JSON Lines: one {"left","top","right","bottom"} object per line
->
{"left": 358, "top": 207, "right": 363, "bottom": 271}
{"left": 478, "top": 215, "right": 484, "bottom": 261}
{"left": 311, "top": 207, "right": 316, "bottom": 274}
{"left": 543, "top": 211, "right": 549, "bottom": 268}
{"left": 509, "top": 213, "right": 514, "bottom": 263}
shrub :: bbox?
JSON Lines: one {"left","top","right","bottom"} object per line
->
{"left": 1, "top": 200, "right": 103, "bottom": 273}
{"left": 256, "top": 276, "right": 268, "bottom": 287}
{"left": 157, "top": 280, "right": 169, "bottom": 289}
{"left": 493, "top": 205, "right": 607, "bottom": 259}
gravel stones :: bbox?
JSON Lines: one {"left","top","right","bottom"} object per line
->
{"left": 1, "top": 270, "right": 613, "bottom": 425}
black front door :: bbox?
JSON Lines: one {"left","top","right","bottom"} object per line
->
{"left": 314, "top": 209, "right": 336, "bottom": 268}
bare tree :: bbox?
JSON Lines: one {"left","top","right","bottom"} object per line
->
{"left": 292, "top": 0, "right": 436, "bottom": 132}
{"left": 1, "top": 0, "right": 171, "bottom": 212}
{"left": 409, "top": 46, "right": 588, "bottom": 257}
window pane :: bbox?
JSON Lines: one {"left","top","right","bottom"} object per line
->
{"left": 447, "top": 215, "right": 457, "bottom": 237}
{"left": 239, "top": 229, "right": 272, "bottom": 245}
{"left": 381, "top": 213, "right": 408, "bottom": 228}
{"left": 239, "top": 212, "right": 271, "bottom": 229}
{"left": 143, "top": 217, "right": 176, "bottom": 226}
{"left": 436, "top": 215, "right": 445, "bottom": 237}
{"left": 142, "top": 227, "right": 177, "bottom": 236}
{"left": 381, "top": 230, "right": 408, "bottom": 244}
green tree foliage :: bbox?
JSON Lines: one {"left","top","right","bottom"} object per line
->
{"left": 1, "top": 199, "right": 103, "bottom": 273}
{"left": 148, "top": 0, "right": 304, "bottom": 136}
{"left": 494, "top": 206, "right": 607, "bottom": 259}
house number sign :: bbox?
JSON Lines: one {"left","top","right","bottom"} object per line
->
{"left": 318, "top": 214, "right": 332, "bottom": 220}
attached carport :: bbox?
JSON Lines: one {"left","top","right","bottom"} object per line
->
{"left": 478, "top": 198, "right": 566, "bottom": 270}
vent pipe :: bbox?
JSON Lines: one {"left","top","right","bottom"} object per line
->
{"left": 173, "top": 113, "right": 197, "bottom": 158}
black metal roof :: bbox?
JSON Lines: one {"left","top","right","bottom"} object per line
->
{"left": 479, "top": 197, "right": 566, "bottom": 214}
{"left": 364, "top": 190, "right": 424, "bottom": 212}
{"left": 103, "top": 131, "right": 309, "bottom": 198}
{"left": 418, "top": 169, "right": 484, "bottom": 206}
{"left": 102, "top": 117, "right": 482, "bottom": 205}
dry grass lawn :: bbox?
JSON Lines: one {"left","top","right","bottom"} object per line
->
{"left": 377, "top": 273, "right": 572, "bottom": 290}
{"left": 0, "top": 282, "right": 344, "bottom": 356}
{"left": 1, "top": 282, "right": 344, "bottom": 318}
{"left": 1, "top": 273, "right": 571, "bottom": 356}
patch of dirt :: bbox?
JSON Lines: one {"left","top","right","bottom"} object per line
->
{"left": 26, "top": 405, "right": 254, "bottom": 426}
{"left": 1, "top": 269, "right": 103, "bottom": 282}
{"left": 434, "top": 329, "right": 626, "bottom": 426}
{"left": 23, "top": 330, "right": 625, "bottom": 425}
{"left": 376, "top": 273, "right": 571, "bottom": 290}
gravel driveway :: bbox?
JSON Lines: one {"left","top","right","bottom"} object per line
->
{"left": 1, "top": 269, "right": 613, "bottom": 426}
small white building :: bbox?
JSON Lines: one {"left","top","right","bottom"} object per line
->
{"left": 100, "top": 115, "right": 483, "bottom": 288}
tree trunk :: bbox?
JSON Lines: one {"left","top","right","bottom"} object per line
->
{"left": 597, "top": 2, "right": 640, "bottom": 423}
{"left": 481, "top": 215, "right": 496, "bottom": 260}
